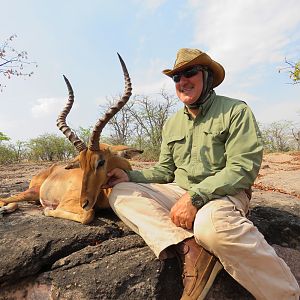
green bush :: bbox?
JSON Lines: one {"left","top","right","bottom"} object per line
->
{"left": 27, "top": 133, "right": 76, "bottom": 161}
{"left": 0, "top": 144, "right": 18, "bottom": 164}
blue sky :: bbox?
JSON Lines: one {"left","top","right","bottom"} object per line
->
{"left": 1, "top": 0, "right": 300, "bottom": 142}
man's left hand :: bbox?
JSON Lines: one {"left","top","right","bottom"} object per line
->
{"left": 170, "top": 192, "right": 198, "bottom": 230}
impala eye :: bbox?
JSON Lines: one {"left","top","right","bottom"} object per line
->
{"left": 96, "top": 159, "right": 105, "bottom": 169}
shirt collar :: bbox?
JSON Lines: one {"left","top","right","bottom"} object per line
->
{"left": 200, "top": 90, "right": 215, "bottom": 116}
{"left": 183, "top": 90, "right": 216, "bottom": 119}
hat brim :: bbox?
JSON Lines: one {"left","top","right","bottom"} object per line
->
{"left": 163, "top": 53, "right": 225, "bottom": 88}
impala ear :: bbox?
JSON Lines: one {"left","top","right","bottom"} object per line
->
{"left": 116, "top": 148, "right": 144, "bottom": 159}
{"left": 107, "top": 155, "right": 132, "bottom": 172}
{"left": 65, "top": 156, "right": 80, "bottom": 169}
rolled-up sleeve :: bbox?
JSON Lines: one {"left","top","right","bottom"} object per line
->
{"left": 127, "top": 126, "right": 176, "bottom": 183}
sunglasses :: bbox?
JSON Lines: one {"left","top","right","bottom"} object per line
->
{"left": 172, "top": 66, "right": 204, "bottom": 83}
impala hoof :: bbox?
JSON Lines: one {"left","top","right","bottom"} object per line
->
{"left": 0, "top": 203, "right": 18, "bottom": 215}
{"left": 44, "top": 207, "right": 53, "bottom": 216}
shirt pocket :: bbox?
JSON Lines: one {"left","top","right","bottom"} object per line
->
{"left": 202, "top": 125, "right": 228, "bottom": 143}
{"left": 165, "top": 135, "right": 188, "bottom": 166}
{"left": 201, "top": 125, "right": 227, "bottom": 169}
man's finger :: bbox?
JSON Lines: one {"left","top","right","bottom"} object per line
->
{"left": 109, "top": 178, "right": 124, "bottom": 187}
{"left": 186, "top": 220, "right": 193, "bottom": 230}
{"left": 172, "top": 214, "right": 181, "bottom": 227}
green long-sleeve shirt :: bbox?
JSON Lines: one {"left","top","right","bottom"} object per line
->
{"left": 127, "top": 91, "right": 263, "bottom": 209}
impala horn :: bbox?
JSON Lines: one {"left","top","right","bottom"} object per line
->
{"left": 89, "top": 53, "right": 132, "bottom": 151}
{"left": 56, "top": 76, "right": 87, "bottom": 152}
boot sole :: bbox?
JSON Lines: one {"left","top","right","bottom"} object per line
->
{"left": 198, "top": 260, "right": 223, "bottom": 300}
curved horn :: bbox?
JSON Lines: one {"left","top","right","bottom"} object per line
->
{"left": 56, "top": 75, "right": 87, "bottom": 152}
{"left": 89, "top": 53, "right": 132, "bottom": 151}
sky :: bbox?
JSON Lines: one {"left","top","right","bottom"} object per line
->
{"left": 1, "top": 0, "right": 300, "bottom": 142}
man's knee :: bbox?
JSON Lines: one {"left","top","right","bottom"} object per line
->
{"left": 193, "top": 199, "right": 252, "bottom": 254}
{"left": 109, "top": 182, "right": 143, "bottom": 208}
{"left": 109, "top": 182, "right": 132, "bottom": 207}
{"left": 193, "top": 210, "right": 220, "bottom": 253}
{"left": 111, "top": 182, "right": 136, "bottom": 193}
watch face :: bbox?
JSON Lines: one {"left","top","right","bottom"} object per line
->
{"left": 190, "top": 193, "right": 203, "bottom": 209}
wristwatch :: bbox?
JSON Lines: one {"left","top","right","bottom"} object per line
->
{"left": 188, "top": 191, "right": 205, "bottom": 209}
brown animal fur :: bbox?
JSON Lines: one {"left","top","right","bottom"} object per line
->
{"left": 0, "top": 54, "right": 136, "bottom": 224}
{"left": 0, "top": 144, "right": 142, "bottom": 224}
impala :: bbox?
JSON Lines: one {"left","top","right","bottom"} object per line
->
{"left": 0, "top": 54, "right": 142, "bottom": 224}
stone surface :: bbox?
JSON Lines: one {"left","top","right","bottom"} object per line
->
{"left": 0, "top": 155, "right": 299, "bottom": 299}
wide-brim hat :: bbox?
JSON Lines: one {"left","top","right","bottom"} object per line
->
{"left": 162, "top": 48, "right": 225, "bottom": 88}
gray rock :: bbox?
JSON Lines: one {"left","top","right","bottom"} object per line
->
{"left": 0, "top": 190, "right": 299, "bottom": 299}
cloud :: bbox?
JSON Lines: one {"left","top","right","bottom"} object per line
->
{"left": 0, "top": 115, "right": 18, "bottom": 132}
{"left": 135, "top": 78, "right": 172, "bottom": 95}
{"left": 189, "top": 0, "right": 300, "bottom": 75}
{"left": 132, "top": 56, "right": 175, "bottom": 94}
{"left": 31, "top": 97, "right": 70, "bottom": 118}
{"left": 254, "top": 99, "right": 300, "bottom": 124}
{"left": 133, "top": 0, "right": 167, "bottom": 12}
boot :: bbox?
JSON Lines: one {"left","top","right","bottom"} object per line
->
{"left": 175, "top": 237, "right": 223, "bottom": 300}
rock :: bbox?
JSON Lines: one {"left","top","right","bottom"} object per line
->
{"left": 0, "top": 191, "right": 299, "bottom": 300}
{"left": 0, "top": 208, "right": 182, "bottom": 299}
{"left": 1, "top": 154, "right": 300, "bottom": 299}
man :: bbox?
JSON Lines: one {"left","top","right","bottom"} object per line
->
{"left": 106, "top": 48, "right": 300, "bottom": 299}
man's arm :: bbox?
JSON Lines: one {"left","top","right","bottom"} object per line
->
{"left": 105, "top": 168, "right": 129, "bottom": 187}
{"left": 105, "top": 125, "right": 176, "bottom": 187}
{"left": 170, "top": 192, "right": 197, "bottom": 229}
{"left": 188, "top": 106, "right": 263, "bottom": 209}
{"left": 124, "top": 126, "right": 177, "bottom": 184}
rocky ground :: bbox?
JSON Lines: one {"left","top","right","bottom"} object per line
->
{"left": 0, "top": 153, "right": 299, "bottom": 299}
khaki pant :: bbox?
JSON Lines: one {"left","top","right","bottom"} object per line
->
{"left": 109, "top": 182, "right": 300, "bottom": 300}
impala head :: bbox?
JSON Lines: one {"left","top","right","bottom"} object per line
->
{"left": 57, "top": 53, "right": 132, "bottom": 211}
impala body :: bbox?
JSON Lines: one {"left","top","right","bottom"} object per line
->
{"left": 0, "top": 54, "right": 140, "bottom": 224}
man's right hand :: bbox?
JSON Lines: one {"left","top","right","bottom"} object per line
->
{"left": 103, "top": 168, "right": 129, "bottom": 188}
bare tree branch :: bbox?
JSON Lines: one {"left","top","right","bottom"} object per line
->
{"left": 0, "top": 34, "right": 37, "bottom": 91}
{"left": 100, "top": 89, "right": 177, "bottom": 159}
{"left": 278, "top": 58, "right": 300, "bottom": 84}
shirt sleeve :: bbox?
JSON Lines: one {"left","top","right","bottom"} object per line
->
{"left": 126, "top": 126, "right": 176, "bottom": 183}
{"left": 189, "top": 106, "right": 263, "bottom": 207}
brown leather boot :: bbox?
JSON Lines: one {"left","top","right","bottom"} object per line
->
{"left": 175, "top": 238, "right": 223, "bottom": 300}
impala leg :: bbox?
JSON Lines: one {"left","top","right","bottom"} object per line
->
{"left": 0, "top": 201, "right": 18, "bottom": 214}
{"left": 0, "top": 186, "right": 40, "bottom": 215}
{"left": 44, "top": 206, "right": 95, "bottom": 224}
{"left": 0, "top": 186, "right": 40, "bottom": 204}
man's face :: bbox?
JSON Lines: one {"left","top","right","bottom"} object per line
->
{"left": 174, "top": 66, "right": 204, "bottom": 106}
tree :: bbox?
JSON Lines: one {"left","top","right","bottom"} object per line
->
{"left": 0, "top": 132, "right": 10, "bottom": 142}
{"left": 0, "top": 137, "right": 26, "bottom": 164}
{"left": 10, "top": 140, "right": 28, "bottom": 162}
{"left": 75, "top": 126, "right": 93, "bottom": 145}
{"left": 100, "top": 96, "right": 135, "bottom": 145}
{"left": 102, "top": 89, "right": 177, "bottom": 160}
{"left": 0, "top": 144, "right": 17, "bottom": 164}
{"left": 279, "top": 58, "right": 300, "bottom": 84}
{"left": 0, "top": 34, "right": 37, "bottom": 91}
{"left": 129, "top": 90, "right": 177, "bottom": 157}
{"left": 291, "top": 127, "right": 300, "bottom": 151}
{"left": 27, "top": 133, "right": 76, "bottom": 161}
{"left": 260, "top": 120, "right": 294, "bottom": 152}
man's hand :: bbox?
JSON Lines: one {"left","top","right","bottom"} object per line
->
{"left": 170, "top": 192, "right": 198, "bottom": 230}
{"left": 102, "top": 168, "right": 129, "bottom": 188}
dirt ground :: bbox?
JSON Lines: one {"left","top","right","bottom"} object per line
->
{"left": 0, "top": 152, "right": 300, "bottom": 201}
{"left": 254, "top": 152, "right": 300, "bottom": 198}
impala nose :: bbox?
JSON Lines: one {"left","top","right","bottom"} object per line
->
{"left": 82, "top": 199, "right": 90, "bottom": 210}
